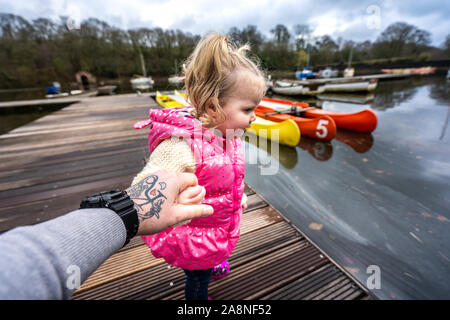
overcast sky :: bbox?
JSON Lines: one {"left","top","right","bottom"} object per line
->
{"left": 2, "top": 0, "right": 449, "bottom": 46}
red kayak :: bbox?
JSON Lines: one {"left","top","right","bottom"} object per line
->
{"left": 255, "top": 105, "right": 337, "bottom": 141}
{"left": 261, "top": 97, "right": 378, "bottom": 133}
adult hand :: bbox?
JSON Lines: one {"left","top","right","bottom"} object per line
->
{"left": 126, "top": 171, "right": 213, "bottom": 236}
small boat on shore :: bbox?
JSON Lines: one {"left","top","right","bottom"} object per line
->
{"left": 97, "top": 85, "right": 117, "bottom": 95}
{"left": 270, "top": 77, "right": 378, "bottom": 96}
{"left": 130, "top": 76, "right": 154, "bottom": 90}
{"left": 45, "top": 92, "right": 69, "bottom": 98}
{"left": 45, "top": 81, "right": 69, "bottom": 98}
{"left": 318, "top": 68, "right": 338, "bottom": 78}
{"left": 271, "top": 80, "right": 326, "bottom": 96}
{"left": 343, "top": 68, "right": 355, "bottom": 78}
{"left": 168, "top": 75, "right": 184, "bottom": 85}
{"left": 295, "top": 68, "right": 317, "bottom": 80}
{"left": 261, "top": 97, "right": 378, "bottom": 133}
{"left": 323, "top": 78, "right": 378, "bottom": 93}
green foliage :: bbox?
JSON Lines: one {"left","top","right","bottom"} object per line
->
{"left": 0, "top": 14, "right": 446, "bottom": 89}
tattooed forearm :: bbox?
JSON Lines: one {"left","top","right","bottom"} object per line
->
{"left": 126, "top": 175, "right": 167, "bottom": 223}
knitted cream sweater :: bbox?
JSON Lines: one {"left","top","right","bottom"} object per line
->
{"left": 132, "top": 137, "right": 247, "bottom": 205}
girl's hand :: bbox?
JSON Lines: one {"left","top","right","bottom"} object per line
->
{"left": 127, "top": 171, "right": 213, "bottom": 236}
{"left": 242, "top": 202, "right": 248, "bottom": 211}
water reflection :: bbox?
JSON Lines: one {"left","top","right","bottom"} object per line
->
{"left": 429, "top": 79, "right": 450, "bottom": 106}
{"left": 298, "top": 136, "right": 333, "bottom": 161}
{"left": 245, "top": 128, "right": 374, "bottom": 164}
{"left": 371, "top": 78, "right": 431, "bottom": 111}
{"left": 243, "top": 134, "right": 298, "bottom": 169}
{"left": 335, "top": 129, "right": 373, "bottom": 154}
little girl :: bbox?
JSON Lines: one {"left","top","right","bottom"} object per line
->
{"left": 132, "top": 32, "right": 266, "bottom": 300}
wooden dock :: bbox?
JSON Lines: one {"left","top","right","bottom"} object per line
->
{"left": 0, "top": 94, "right": 373, "bottom": 300}
{"left": 0, "top": 91, "right": 98, "bottom": 109}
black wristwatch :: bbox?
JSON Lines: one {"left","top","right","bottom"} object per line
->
{"left": 80, "top": 190, "right": 139, "bottom": 246}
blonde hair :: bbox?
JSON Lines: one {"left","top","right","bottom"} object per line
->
{"left": 183, "top": 32, "right": 266, "bottom": 128}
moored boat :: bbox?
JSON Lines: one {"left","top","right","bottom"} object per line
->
{"left": 295, "top": 68, "right": 317, "bottom": 80}
{"left": 323, "top": 78, "right": 378, "bottom": 92}
{"left": 168, "top": 75, "right": 184, "bottom": 85}
{"left": 343, "top": 68, "right": 355, "bottom": 78}
{"left": 261, "top": 97, "right": 378, "bottom": 133}
{"left": 255, "top": 105, "right": 337, "bottom": 141}
{"left": 318, "top": 68, "right": 338, "bottom": 78}
{"left": 97, "top": 85, "right": 117, "bottom": 95}
{"left": 271, "top": 80, "right": 325, "bottom": 96}
{"left": 270, "top": 77, "right": 378, "bottom": 96}
{"left": 130, "top": 76, "right": 154, "bottom": 90}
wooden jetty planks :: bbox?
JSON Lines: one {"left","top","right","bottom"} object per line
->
{"left": 72, "top": 191, "right": 370, "bottom": 300}
{"left": 73, "top": 204, "right": 283, "bottom": 294}
{"left": 72, "top": 215, "right": 300, "bottom": 300}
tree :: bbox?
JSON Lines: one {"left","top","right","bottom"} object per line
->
{"left": 311, "top": 35, "right": 339, "bottom": 65}
{"left": 0, "top": 14, "right": 443, "bottom": 89}
{"left": 240, "top": 25, "right": 264, "bottom": 53}
{"left": 293, "top": 24, "right": 313, "bottom": 50}
{"left": 374, "top": 22, "right": 431, "bottom": 58}
{"left": 270, "top": 24, "right": 290, "bottom": 47}
{"left": 228, "top": 25, "right": 264, "bottom": 53}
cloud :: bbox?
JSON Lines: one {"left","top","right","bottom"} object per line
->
{"left": 0, "top": 0, "right": 448, "bottom": 45}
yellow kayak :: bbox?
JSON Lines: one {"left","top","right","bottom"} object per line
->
{"left": 246, "top": 117, "right": 300, "bottom": 147}
{"left": 155, "top": 91, "right": 185, "bottom": 108}
{"left": 173, "top": 90, "right": 301, "bottom": 147}
{"left": 174, "top": 89, "right": 186, "bottom": 98}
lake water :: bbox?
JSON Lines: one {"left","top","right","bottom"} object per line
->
{"left": 244, "top": 76, "right": 450, "bottom": 299}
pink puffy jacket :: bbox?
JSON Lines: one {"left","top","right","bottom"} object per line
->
{"left": 134, "top": 107, "right": 245, "bottom": 270}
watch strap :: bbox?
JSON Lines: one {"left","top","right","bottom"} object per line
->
{"left": 80, "top": 190, "right": 139, "bottom": 246}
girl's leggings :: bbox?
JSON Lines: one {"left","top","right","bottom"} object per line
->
{"left": 183, "top": 268, "right": 213, "bottom": 300}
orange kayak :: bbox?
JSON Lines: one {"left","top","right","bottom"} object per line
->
{"left": 261, "top": 97, "right": 378, "bottom": 133}
{"left": 255, "top": 105, "right": 337, "bottom": 141}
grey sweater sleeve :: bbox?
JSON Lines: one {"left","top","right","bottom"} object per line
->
{"left": 0, "top": 208, "right": 126, "bottom": 300}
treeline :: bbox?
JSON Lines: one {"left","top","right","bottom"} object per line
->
{"left": 1, "top": 13, "right": 449, "bottom": 89}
